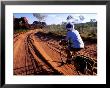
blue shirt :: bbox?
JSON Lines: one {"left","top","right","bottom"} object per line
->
{"left": 66, "top": 29, "right": 84, "bottom": 48}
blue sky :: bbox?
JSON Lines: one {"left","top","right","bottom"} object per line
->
{"left": 14, "top": 13, "right": 97, "bottom": 25}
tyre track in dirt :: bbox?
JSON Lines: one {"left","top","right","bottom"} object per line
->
{"left": 14, "top": 30, "right": 62, "bottom": 75}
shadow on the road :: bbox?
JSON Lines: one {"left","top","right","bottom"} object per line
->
{"left": 34, "top": 32, "right": 65, "bottom": 42}
{"left": 73, "top": 56, "right": 97, "bottom": 75}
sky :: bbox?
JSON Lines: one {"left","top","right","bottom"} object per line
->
{"left": 14, "top": 13, "right": 97, "bottom": 25}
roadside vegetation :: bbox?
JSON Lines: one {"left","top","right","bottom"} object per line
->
{"left": 40, "top": 21, "right": 97, "bottom": 42}
{"left": 14, "top": 29, "right": 29, "bottom": 34}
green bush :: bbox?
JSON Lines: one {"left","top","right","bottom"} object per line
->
{"left": 14, "top": 29, "right": 29, "bottom": 34}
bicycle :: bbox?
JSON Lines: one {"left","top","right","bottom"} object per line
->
{"left": 59, "top": 39, "right": 97, "bottom": 75}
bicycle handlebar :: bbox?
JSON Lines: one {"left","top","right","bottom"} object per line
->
{"left": 59, "top": 39, "right": 68, "bottom": 46}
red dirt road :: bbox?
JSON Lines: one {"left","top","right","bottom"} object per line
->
{"left": 14, "top": 30, "right": 97, "bottom": 75}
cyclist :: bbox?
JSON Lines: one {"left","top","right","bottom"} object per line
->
{"left": 64, "top": 22, "right": 84, "bottom": 63}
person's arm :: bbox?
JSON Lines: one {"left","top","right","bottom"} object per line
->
{"left": 65, "top": 32, "right": 70, "bottom": 41}
{"left": 59, "top": 33, "right": 69, "bottom": 46}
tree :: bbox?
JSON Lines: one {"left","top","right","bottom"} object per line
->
{"left": 90, "top": 19, "right": 97, "bottom": 27}
{"left": 90, "top": 19, "right": 97, "bottom": 22}
{"left": 66, "top": 15, "right": 73, "bottom": 21}
{"left": 33, "top": 13, "right": 47, "bottom": 29}
{"left": 33, "top": 13, "right": 47, "bottom": 22}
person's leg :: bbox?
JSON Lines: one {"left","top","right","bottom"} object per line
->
{"left": 65, "top": 47, "right": 72, "bottom": 63}
{"left": 72, "top": 48, "right": 82, "bottom": 56}
{"left": 65, "top": 48, "right": 82, "bottom": 63}
{"left": 72, "top": 51, "right": 77, "bottom": 57}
